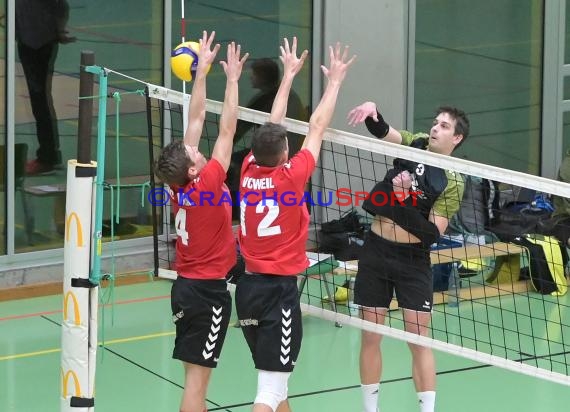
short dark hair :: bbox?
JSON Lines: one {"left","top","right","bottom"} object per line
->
{"left": 252, "top": 122, "right": 288, "bottom": 167}
{"left": 154, "top": 140, "right": 193, "bottom": 186}
{"left": 251, "top": 58, "right": 280, "bottom": 88}
{"left": 436, "top": 106, "right": 470, "bottom": 149}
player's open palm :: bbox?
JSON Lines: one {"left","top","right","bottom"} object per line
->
{"left": 347, "top": 101, "right": 379, "bottom": 126}
{"left": 279, "top": 37, "right": 308, "bottom": 78}
{"left": 220, "top": 42, "right": 249, "bottom": 82}
{"left": 197, "top": 30, "right": 220, "bottom": 72}
{"left": 321, "top": 42, "right": 356, "bottom": 85}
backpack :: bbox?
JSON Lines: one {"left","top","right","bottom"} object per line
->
{"left": 488, "top": 185, "right": 554, "bottom": 242}
{"left": 490, "top": 203, "right": 552, "bottom": 242}
{"left": 317, "top": 209, "right": 369, "bottom": 261}
{"left": 539, "top": 150, "right": 570, "bottom": 243}
{"left": 512, "top": 234, "right": 568, "bottom": 296}
{"left": 448, "top": 175, "right": 497, "bottom": 236}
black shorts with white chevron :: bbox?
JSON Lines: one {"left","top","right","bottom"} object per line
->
{"left": 235, "top": 273, "right": 302, "bottom": 372}
{"left": 171, "top": 277, "right": 232, "bottom": 368}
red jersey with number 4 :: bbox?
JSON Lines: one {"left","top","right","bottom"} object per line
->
{"left": 238, "top": 149, "right": 316, "bottom": 276}
{"left": 169, "top": 158, "right": 236, "bottom": 279}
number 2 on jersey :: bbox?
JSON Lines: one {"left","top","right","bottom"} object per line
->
{"left": 240, "top": 198, "right": 282, "bottom": 237}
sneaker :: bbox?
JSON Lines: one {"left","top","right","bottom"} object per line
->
{"left": 25, "top": 159, "right": 55, "bottom": 176}
{"left": 458, "top": 266, "right": 478, "bottom": 278}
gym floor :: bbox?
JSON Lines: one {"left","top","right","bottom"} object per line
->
{"left": 2, "top": 278, "right": 570, "bottom": 411}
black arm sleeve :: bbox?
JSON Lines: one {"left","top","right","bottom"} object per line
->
{"left": 403, "top": 210, "right": 441, "bottom": 247}
{"left": 364, "top": 110, "right": 390, "bottom": 139}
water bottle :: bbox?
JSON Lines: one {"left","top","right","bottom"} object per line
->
{"left": 448, "top": 263, "right": 460, "bottom": 307}
{"left": 348, "top": 277, "right": 359, "bottom": 315}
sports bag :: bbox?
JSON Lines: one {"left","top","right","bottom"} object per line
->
{"left": 513, "top": 234, "right": 568, "bottom": 296}
{"left": 489, "top": 203, "right": 551, "bottom": 242}
{"left": 318, "top": 209, "right": 369, "bottom": 261}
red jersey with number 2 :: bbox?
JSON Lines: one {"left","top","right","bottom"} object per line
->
{"left": 238, "top": 149, "right": 316, "bottom": 276}
{"left": 170, "top": 158, "right": 236, "bottom": 279}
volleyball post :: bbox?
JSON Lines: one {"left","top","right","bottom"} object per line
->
{"left": 61, "top": 51, "right": 98, "bottom": 412}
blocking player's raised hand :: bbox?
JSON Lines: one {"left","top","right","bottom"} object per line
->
{"left": 269, "top": 37, "right": 308, "bottom": 124}
{"left": 321, "top": 42, "right": 356, "bottom": 86}
{"left": 220, "top": 41, "right": 249, "bottom": 82}
{"left": 196, "top": 30, "right": 220, "bottom": 77}
{"left": 214, "top": 42, "right": 249, "bottom": 172}
{"left": 280, "top": 37, "right": 308, "bottom": 80}
{"left": 302, "top": 42, "right": 355, "bottom": 162}
{"left": 184, "top": 30, "right": 220, "bottom": 146}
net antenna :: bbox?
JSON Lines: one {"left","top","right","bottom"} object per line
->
{"left": 180, "top": 0, "right": 188, "bottom": 103}
{"left": 142, "top": 79, "right": 570, "bottom": 388}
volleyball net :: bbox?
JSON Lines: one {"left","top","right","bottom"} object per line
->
{"left": 78, "top": 69, "right": 566, "bottom": 390}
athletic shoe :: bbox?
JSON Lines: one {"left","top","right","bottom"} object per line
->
{"left": 25, "top": 159, "right": 55, "bottom": 176}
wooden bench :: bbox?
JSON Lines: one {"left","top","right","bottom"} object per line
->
{"left": 23, "top": 174, "right": 153, "bottom": 197}
{"left": 429, "top": 242, "right": 524, "bottom": 265}
{"left": 327, "top": 241, "right": 528, "bottom": 308}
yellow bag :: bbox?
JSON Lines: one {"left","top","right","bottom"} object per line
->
{"left": 523, "top": 235, "right": 568, "bottom": 296}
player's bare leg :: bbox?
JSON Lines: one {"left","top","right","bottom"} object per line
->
{"left": 360, "top": 306, "right": 387, "bottom": 412}
{"left": 403, "top": 309, "right": 436, "bottom": 412}
{"left": 180, "top": 362, "right": 212, "bottom": 412}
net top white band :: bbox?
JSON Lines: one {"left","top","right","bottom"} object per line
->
{"left": 146, "top": 82, "right": 570, "bottom": 199}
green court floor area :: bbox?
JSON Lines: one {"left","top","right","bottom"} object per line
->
{"left": 2, "top": 280, "right": 570, "bottom": 411}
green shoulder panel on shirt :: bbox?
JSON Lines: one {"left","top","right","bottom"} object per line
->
{"left": 399, "top": 129, "right": 463, "bottom": 218}
{"left": 432, "top": 170, "right": 465, "bottom": 219}
{"left": 399, "top": 130, "right": 429, "bottom": 146}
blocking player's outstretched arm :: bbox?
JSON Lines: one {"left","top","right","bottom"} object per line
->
{"left": 302, "top": 43, "right": 356, "bottom": 163}
{"left": 268, "top": 37, "right": 308, "bottom": 124}
{"left": 183, "top": 30, "right": 220, "bottom": 147}
{"left": 211, "top": 42, "right": 249, "bottom": 172}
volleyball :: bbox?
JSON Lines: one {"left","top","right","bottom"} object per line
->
{"left": 171, "top": 41, "right": 210, "bottom": 82}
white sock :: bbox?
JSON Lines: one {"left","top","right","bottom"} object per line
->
{"left": 417, "top": 391, "right": 436, "bottom": 412}
{"left": 361, "top": 383, "right": 379, "bottom": 412}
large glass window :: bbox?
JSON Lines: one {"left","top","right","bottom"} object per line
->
{"left": 0, "top": 0, "right": 5, "bottom": 254}
{"left": 171, "top": 1, "right": 312, "bottom": 221}
{"left": 7, "top": 0, "right": 311, "bottom": 253}
{"left": 563, "top": 0, "right": 570, "bottom": 157}
{"left": 13, "top": 0, "right": 163, "bottom": 252}
{"left": 564, "top": 112, "right": 570, "bottom": 157}
{"left": 414, "top": 0, "right": 544, "bottom": 174}
{"left": 171, "top": 1, "right": 312, "bottom": 107}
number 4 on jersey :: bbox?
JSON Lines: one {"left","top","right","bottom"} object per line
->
{"left": 175, "top": 209, "right": 189, "bottom": 245}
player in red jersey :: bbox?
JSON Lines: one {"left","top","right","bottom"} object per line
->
{"left": 154, "top": 31, "right": 248, "bottom": 412}
{"left": 236, "top": 38, "right": 355, "bottom": 412}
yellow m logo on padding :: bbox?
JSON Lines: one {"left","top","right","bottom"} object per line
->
{"left": 63, "top": 291, "right": 81, "bottom": 326}
{"left": 65, "top": 212, "right": 84, "bottom": 247}
{"left": 61, "top": 369, "right": 82, "bottom": 398}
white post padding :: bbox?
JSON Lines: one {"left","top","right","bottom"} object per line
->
{"left": 61, "top": 160, "right": 97, "bottom": 412}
